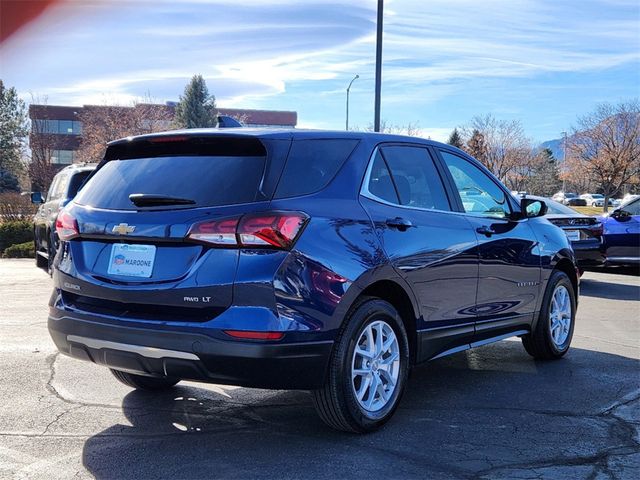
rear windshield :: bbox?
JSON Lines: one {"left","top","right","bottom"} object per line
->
{"left": 74, "top": 155, "right": 266, "bottom": 210}
{"left": 544, "top": 198, "right": 578, "bottom": 215}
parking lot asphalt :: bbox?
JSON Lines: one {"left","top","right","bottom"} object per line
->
{"left": 0, "top": 259, "right": 638, "bottom": 480}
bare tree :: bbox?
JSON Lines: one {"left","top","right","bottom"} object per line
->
{"left": 566, "top": 100, "right": 640, "bottom": 211}
{"left": 357, "top": 120, "right": 422, "bottom": 136}
{"left": 26, "top": 96, "right": 57, "bottom": 192}
{"left": 461, "top": 115, "right": 534, "bottom": 187}
{"left": 76, "top": 100, "right": 175, "bottom": 163}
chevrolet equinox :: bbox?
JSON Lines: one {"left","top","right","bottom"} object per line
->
{"left": 48, "top": 129, "right": 578, "bottom": 432}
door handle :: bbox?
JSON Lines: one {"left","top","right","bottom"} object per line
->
{"left": 386, "top": 217, "right": 413, "bottom": 231}
{"left": 476, "top": 225, "right": 495, "bottom": 237}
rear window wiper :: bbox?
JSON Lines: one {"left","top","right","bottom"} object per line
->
{"left": 129, "top": 193, "right": 196, "bottom": 207}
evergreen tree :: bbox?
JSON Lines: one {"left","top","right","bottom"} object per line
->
{"left": 174, "top": 75, "right": 217, "bottom": 129}
{"left": 447, "top": 128, "right": 464, "bottom": 148}
{"left": 466, "top": 129, "right": 487, "bottom": 163}
{"left": 526, "top": 148, "right": 561, "bottom": 196}
{"left": 0, "top": 80, "right": 28, "bottom": 177}
{"left": 0, "top": 169, "right": 20, "bottom": 193}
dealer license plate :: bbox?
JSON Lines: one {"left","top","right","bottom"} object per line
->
{"left": 107, "top": 243, "right": 156, "bottom": 278}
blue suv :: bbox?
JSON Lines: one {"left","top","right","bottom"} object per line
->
{"left": 48, "top": 130, "right": 578, "bottom": 432}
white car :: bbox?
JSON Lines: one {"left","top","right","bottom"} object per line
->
{"left": 580, "top": 193, "right": 610, "bottom": 207}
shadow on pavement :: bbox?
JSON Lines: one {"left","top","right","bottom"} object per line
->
{"left": 82, "top": 342, "right": 639, "bottom": 479}
{"left": 585, "top": 266, "right": 640, "bottom": 277}
{"left": 580, "top": 278, "right": 640, "bottom": 301}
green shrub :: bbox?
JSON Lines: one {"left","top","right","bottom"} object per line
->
{"left": 0, "top": 220, "right": 33, "bottom": 253}
{"left": 3, "top": 241, "right": 34, "bottom": 258}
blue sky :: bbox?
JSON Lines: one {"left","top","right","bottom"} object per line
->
{"left": 1, "top": 0, "right": 639, "bottom": 142}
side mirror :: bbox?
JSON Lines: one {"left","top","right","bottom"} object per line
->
{"left": 611, "top": 209, "right": 631, "bottom": 221}
{"left": 30, "top": 192, "right": 44, "bottom": 204}
{"left": 521, "top": 198, "right": 547, "bottom": 218}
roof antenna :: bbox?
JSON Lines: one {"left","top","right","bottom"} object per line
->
{"left": 218, "top": 115, "right": 243, "bottom": 128}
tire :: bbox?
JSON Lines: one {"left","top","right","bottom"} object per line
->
{"left": 110, "top": 369, "right": 179, "bottom": 391}
{"left": 35, "top": 240, "right": 48, "bottom": 269}
{"left": 311, "top": 297, "right": 410, "bottom": 433}
{"left": 47, "top": 230, "right": 58, "bottom": 276}
{"left": 522, "top": 270, "right": 576, "bottom": 360}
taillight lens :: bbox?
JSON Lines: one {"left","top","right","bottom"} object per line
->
{"left": 238, "top": 212, "right": 308, "bottom": 249}
{"left": 590, "top": 222, "right": 603, "bottom": 238}
{"left": 187, "top": 217, "right": 239, "bottom": 246}
{"left": 187, "top": 211, "right": 308, "bottom": 250}
{"left": 55, "top": 210, "right": 79, "bottom": 241}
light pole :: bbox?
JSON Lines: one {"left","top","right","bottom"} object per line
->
{"left": 562, "top": 131, "right": 567, "bottom": 192}
{"left": 346, "top": 74, "right": 359, "bottom": 131}
{"left": 374, "top": 0, "right": 384, "bottom": 132}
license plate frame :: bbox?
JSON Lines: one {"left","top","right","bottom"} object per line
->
{"left": 107, "top": 243, "right": 156, "bottom": 278}
{"left": 565, "top": 229, "right": 580, "bottom": 242}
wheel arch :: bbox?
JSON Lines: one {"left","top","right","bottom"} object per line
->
{"left": 336, "top": 273, "right": 420, "bottom": 365}
{"left": 552, "top": 252, "right": 579, "bottom": 301}
{"left": 360, "top": 280, "right": 419, "bottom": 363}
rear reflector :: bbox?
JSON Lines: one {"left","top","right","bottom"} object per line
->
{"left": 55, "top": 210, "right": 79, "bottom": 241}
{"left": 187, "top": 211, "right": 308, "bottom": 250}
{"left": 223, "top": 330, "right": 285, "bottom": 341}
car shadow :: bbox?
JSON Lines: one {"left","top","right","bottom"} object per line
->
{"left": 579, "top": 278, "right": 640, "bottom": 301}
{"left": 82, "top": 342, "right": 639, "bottom": 479}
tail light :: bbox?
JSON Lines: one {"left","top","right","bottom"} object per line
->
{"left": 187, "top": 211, "right": 308, "bottom": 250}
{"left": 55, "top": 210, "right": 79, "bottom": 241}
{"left": 590, "top": 222, "right": 603, "bottom": 238}
{"left": 188, "top": 217, "right": 239, "bottom": 246}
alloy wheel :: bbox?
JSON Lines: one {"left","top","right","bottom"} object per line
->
{"left": 351, "top": 320, "right": 400, "bottom": 412}
{"left": 549, "top": 285, "right": 572, "bottom": 347}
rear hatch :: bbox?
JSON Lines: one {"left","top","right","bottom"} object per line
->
{"left": 56, "top": 134, "right": 290, "bottom": 321}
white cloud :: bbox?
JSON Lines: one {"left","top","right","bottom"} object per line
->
{"left": 1, "top": 0, "right": 638, "bottom": 138}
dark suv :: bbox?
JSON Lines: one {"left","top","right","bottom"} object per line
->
{"left": 32, "top": 163, "right": 96, "bottom": 272}
{"left": 48, "top": 130, "right": 578, "bottom": 432}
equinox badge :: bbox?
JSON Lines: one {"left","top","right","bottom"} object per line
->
{"left": 112, "top": 223, "right": 136, "bottom": 235}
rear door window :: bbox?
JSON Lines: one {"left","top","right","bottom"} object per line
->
{"left": 365, "top": 145, "right": 451, "bottom": 211}
{"left": 274, "top": 139, "right": 359, "bottom": 198}
{"left": 74, "top": 155, "right": 266, "bottom": 210}
{"left": 380, "top": 146, "right": 451, "bottom": 211}
{"left": 366, "top": 150, "right": 399, "bottom": 204}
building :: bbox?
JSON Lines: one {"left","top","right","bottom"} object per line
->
{"left": 28, "top": 103, "right": 298, "bottom": 166}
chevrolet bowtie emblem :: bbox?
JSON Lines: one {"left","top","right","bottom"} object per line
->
{"left": 112, "top": 223, "right": 136, "bottom": 235}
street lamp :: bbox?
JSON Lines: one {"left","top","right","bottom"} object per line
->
{"left": 346, "top": 74, "right": 359, "bottom": 131}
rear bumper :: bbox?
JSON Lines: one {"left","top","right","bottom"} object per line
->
{"left": 48, "top": 310, "right": 333, "bottom": 390}
{"left": 571, "top": 240, "right": 605, "bottom": 267}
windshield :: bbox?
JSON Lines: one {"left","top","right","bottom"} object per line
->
{"left": 74, "top": 155, "right": 266, "bottom": 210}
